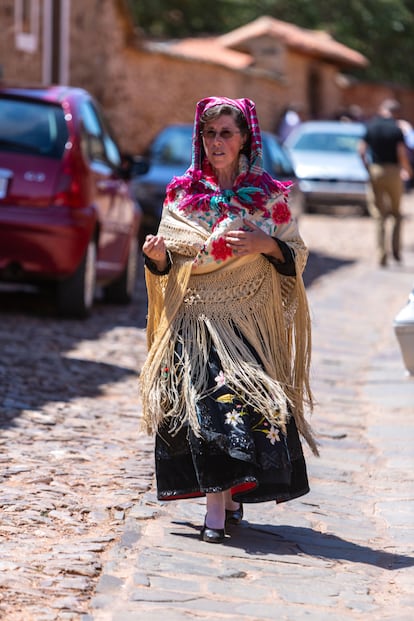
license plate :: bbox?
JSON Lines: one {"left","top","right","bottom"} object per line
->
{"left": 0, "top": 176, "right": 9, "bottom": 198}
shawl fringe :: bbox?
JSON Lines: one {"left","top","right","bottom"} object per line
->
{"left": 140, "top": 254, "right": 319, "bottom": 456}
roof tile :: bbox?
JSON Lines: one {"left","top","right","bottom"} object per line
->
{"left": 218, "top": 16, "right": 368, "bottom": 67}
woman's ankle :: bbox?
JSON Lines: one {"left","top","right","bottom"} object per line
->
{"left": 223, "top": 489, "right": 240, "bottom": 511}
{"left": 206, "top": 492, "right": 225, "bottom": 529}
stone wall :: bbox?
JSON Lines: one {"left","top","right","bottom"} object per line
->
{"left": 341, "top": 80, "right": 414, "bottom": 124}
{"left": 0, "top": 0, "right": 348, "bottom": 154}
{"left": 0, "top": 0, "right": 44, "bottom": 84}
{"left": 69, "top": 0, "right": 134, "bottom": 103}
{"left": 86, "top": 43, "right": 293, "bottom": 155}
{"left": 3, "top": 0, "right": 414, "bottom": 156}
{"left": 69, "top": 0, "right": 293, "bottom": 151}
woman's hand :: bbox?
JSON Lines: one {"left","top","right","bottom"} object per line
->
{"left": 224, "top": 220, "right": 285, "bottom": 262}
{"left": 143, "top": 234, "right": 168, "bottom": 271}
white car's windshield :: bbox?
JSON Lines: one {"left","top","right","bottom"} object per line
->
{"left": 290, "top": 132, "right": 361, "bottom": 153}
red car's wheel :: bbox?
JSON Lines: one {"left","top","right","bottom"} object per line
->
{"left": 57, "top": 239, "right": 96, "bottom": 318}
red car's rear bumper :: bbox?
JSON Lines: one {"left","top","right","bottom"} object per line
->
{"left": 0, "top": 204, "right": 96, "bottom": 280}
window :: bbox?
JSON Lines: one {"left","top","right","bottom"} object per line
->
{"left": 262, "top": 134, "right": 294, "bottom": 176}
{"left": 80, "top": 100, "right": 121, "bottom": 168}
{"left": 152, "top": 126, "right": 193, "bottom": 165}
{"left": 0, "top": 98, "right": 68, "bottom": 159}
{"left": 15, "top": 0, "right": 39, "bottom": 53}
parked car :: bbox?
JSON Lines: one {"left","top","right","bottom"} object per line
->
{"left": 0, "top": 85, "right": 143, "bottom": 317}
{"left": 283, "top": 120, "right": 369, "bottom": 213}
{"left": 131, "top": 124, "right": 304, "bottom": 239}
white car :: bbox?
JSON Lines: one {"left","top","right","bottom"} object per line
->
{"left": 284, "top": 121, "right": 369, "bottom": 214}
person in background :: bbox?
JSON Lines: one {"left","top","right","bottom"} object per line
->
{"left": 359, "top": 98, "right": 412, "bottom": 267}
{"left": 140, "top": 97, "right": 318, "bottom": 544}
{"left": 276, "top": 103, "right": 302, "bottom": 142}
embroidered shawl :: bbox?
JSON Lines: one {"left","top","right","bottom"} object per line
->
{"left": 140, "top": 97, "right": 318, "bottom": 455}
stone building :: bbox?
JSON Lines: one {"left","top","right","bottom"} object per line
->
{"left": 1, "top": 0, "right": 411, "bottom": 155}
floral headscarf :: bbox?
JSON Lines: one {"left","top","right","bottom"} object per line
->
{"left": 165, "top": 96, "right": 291, "bottom": 218}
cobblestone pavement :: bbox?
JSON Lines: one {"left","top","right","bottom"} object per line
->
{"left": 1, "top": 198, "right": 414, "bottom": 620}
{"left": 0, "top": 262, "right": 153, "bottom": 620}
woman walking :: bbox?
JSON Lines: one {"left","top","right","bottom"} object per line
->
{"left": 140, "top": 97, "right": 318, "bottom": 543}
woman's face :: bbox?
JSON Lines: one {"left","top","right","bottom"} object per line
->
{"left": 202, "top": 114, "right": 245, "bottom": 174}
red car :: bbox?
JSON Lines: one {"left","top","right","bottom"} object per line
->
{"left": 0, "top": 85, "right": 143, "bottom": 317}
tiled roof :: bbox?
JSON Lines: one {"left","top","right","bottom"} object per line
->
{"left": 218, "top": 16, "right": 369, "bottom": 68}
{"left": 149, "top": 38, "right": 252, "bottom": 70}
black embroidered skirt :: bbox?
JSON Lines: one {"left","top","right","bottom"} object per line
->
{"left": 155, "top": 339, "right": 310, "bottom": 504}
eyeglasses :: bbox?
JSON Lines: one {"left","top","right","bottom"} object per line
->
{"left": 201, "top": 129, "right": 241, "bottom": 141}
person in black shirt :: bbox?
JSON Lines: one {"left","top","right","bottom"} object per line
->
{"left": 359, "top": 99, "right": 412, "bottom": 266}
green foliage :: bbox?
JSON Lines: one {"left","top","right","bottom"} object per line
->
{"left": 126, "top": 0, "right": 414, "bottom": 86}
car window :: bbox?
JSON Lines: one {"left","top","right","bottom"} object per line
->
{"left": 262, "top": 133, "right": 295, "bottom": 175}
{"left": 0, "top": 97, "right": 68, "bottom": 158}
{"left": 151, "top": 127, "right": 193, "bottom": 165}
{"left": 290, "top": 131, "right": 361, "bottom": 152}
{"left": 80, "top": 100, "right": 121, "bottom": 168}
{"left": 333, "top": 135, "right": 361, "bottom": 152}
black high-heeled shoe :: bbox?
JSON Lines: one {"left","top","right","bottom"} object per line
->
{"left": 225, "top": 503, "right": 243, "bottom": 526}
{"left": 200, "top": 518, "right": 225, "bottom": 543}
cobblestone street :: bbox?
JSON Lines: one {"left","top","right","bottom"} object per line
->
{"left": 1, "top": 198, "right": 414, "bottom": 620}
{"left": 0, "top": 262, "right": 153, "bottom": 620}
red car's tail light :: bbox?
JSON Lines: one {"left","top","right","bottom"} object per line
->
{"left": 52, "top": 140, "right": 88, "bottom": 209}
{"left": 52, "top": 168, "right": 84, "bottom": 208}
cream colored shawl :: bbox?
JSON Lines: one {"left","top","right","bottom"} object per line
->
{"left": 140, "top": 194, "right": 318, "bottom": 456}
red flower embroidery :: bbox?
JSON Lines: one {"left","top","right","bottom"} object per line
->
{"left": 211, "top": 236, "right": 233, "bottom": 261}
{"left": 272, "top": 201, "right": 291, "bottom": 224}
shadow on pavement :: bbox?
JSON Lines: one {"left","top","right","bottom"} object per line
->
{"left": 225, "top": 523, "right": 414, "bottom": 569}
{"left": 0, "top": 261, "right": 148, "bottom": 429}
{"left": 304, "top": 250, "right": 355, "bottom": 288}
{"left": 170, "top": 520, "right": 413, "bottom": 569}
{"left": 0, "top": 258, "right": 148, "bottom": 329}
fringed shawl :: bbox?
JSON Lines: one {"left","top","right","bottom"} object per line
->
{"left": 140, "top": 97, "right": 318, "bottom": 455}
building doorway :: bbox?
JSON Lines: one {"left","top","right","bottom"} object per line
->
{"left": 307, "top": 66, "right": 322, "bottom": 119}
